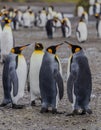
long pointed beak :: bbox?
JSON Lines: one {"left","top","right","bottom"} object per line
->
{"left": 20, "top": 44, "right": 31, "bottom": 51}
{"left": 64, "top": 41, "right": 72, "bottom": 48}
{"left": 56, "top": 43, "right": 64, "bottom": 49}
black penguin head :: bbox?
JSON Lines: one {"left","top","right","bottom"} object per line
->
{"left": 80, "top": 15, "right": 84, "bottom": 22}
{"left": 4, "top": 17, "right": 11, "bottom": 24}
{"left": 46, "top": 43, "right": 64, "bottom": 54}
{"left": 95, "top": 13, "right": 99, "bottom": 19}
{"left": 35, "top": 43, "right": 44, "bottom": 50}
{"left": 11, "top": 44, "right": 30, "bottom": 54}
{"left": 65, "top": 41, "right": 82, "bottom": 54}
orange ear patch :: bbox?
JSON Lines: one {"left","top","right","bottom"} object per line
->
{"left": 11, "top": 48, "right": 15, "bottom": 53}
{"left": 48, "top": 49, "right": 52, "bottom": 53}
{"left": 75, "top": 48, "right": 80, "bottom": 53}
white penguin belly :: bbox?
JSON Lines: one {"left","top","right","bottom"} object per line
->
{"left": 12, "top": 55, "right": 27, "bottom": 104}
{"left": 23, "top": 13, "right": 31, "bottom": 27}
{"left": 67, "top": 55, "right": 76, "bottom": 109}
{"left": 1, "top": 26, "right": 13, "bottom": 56}
{"left": 77, "top": 22, "right": 87, "bottom": 42}
{"left": 29, "top": 52, "right": 44, "bottom": 101}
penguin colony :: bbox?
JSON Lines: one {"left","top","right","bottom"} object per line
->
{"left": 1, "top": 0, "right": 101, "bottom": 115}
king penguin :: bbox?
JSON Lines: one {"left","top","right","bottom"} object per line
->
{"left": 65, "top": 41, "right": 92, "bottom": 115}
{"left": 76, "top": 16, "right": 88, "bottom": 43}
{"left": 61, "top": 17, "right": 72, "bottom": 38}
{"left": 0, "top": 17, "right": 14, "bottom": 63}
{"left": 95, "top": 13, "right": 101, "bottom": 37}
{"left": 0, "top": 44, "right": 30, "bottom": 109}
{"left": 39, "top": 43, "right": 64, "bottom": 114}
{"left": 29, "top": 43, "right": 44, "bottom": 106}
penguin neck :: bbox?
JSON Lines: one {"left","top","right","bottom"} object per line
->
{"left": 34, "top": 50, "right": 44, "bottom": 54}
{"left": 46, "top": 51, "right": 55, "bottom": 56}
{"left": 5, "top": 23, "right": 10, "bottom": 26}
{"left": 11, "top": 53, "right": 23, "bottom": 56}
{"left": 46, "top": 51, "right": 55, "bottom": 59}
{"left": 73, "top": 50, "right": 84, "bottom": 57}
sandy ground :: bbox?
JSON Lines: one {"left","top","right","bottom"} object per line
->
{"left": 0, "top": 2, "right": 101, "bottom": 130}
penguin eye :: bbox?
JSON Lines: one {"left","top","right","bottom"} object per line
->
{"left": 48, "top": 49, "right": 52, "bottom": 53}
{"left": 75, "top": 48, "right": 80, "bottom": 53}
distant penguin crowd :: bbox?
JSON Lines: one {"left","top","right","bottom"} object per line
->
{"left": 1, "top": 0, "right": 101, "bottom": 115}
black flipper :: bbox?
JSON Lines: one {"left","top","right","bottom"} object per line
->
{"left": 67, "top": 62, "right": 78, "bottom": 103}
{"left": 10, "top": 68, "right": 18, "bottom": 97}
{"left": 76, "top": 26, "right": 81, "bottom": 38}
{"left": 54, "top": 69, "right": 64, "bottom": 100}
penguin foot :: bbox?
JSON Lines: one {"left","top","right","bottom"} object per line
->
{"left": 12, "top": 104, "right": 25, "bottom": 109}
{"left": 79, "top": 109, "right": 92, "bottom": 115}
{"left": 31, "top": 101, "right": 36, "bottom": 106}
{"left": 40, "top": 108, "right": 49, "bottom": 113}
{"left": 86, "top": 109, "right": 92, "bottom": 115}
{"left": 52, "top": 109, "right": 65, "bottom": 114}
{"left": 79, "top": 110, "right": 86, "bottom": 115}
{"left": 52, "top": 108, "right": 57, "bottom": 114}
{"left": 66, "top": 110, "right": 80, "bottom": 116}
{"left": 0, "top": 102, "right": 12, "bottom": 108}
{"left": 0, "top": 103, "right": 7, "bottom": 107}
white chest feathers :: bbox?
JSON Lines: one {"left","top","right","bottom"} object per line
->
{"left": 11, "top": 55, "right": 27, "bottom": 104}
{"left": 1, "top": 25, "right": 13, "bottom": 56}
{"left": 76, "top": 22, "right": 87, "bottom": 42}
{"left": 29, "top": 51, "right": 44, "bottom": 101}
{"left": 67, "top": 55, "right": 72, "bottom": 80}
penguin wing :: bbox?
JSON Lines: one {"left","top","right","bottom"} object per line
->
{"left": 54, "top": 69, "right": 64, "bottom": 100}
{"left": 9, "top": 67, "right": 18, "bottom": 97}
{"left": 67, "top": 62, "right": 78, "bottom": 103}
{"left": 76, "top": 25, "right": 81, "bottom": 38}
{"left": 66, "top": 25, "right": 70, "bottom": 33}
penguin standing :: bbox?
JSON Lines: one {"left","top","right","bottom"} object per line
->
{"left": 17, "top": 9, "right": 23, "bottom": 26}
{"left": 37, "top": 8, "right": 47, "bottom": 28}
{"left": 65, "top": 41, "right": 92, "bottom": 115}
{"left": 12, "top": 9, "right": 19, "bottom": 30}
{"left": 45, "top": 18, "right": 57, "bottom": 39}
{"left": 97, "top": 16, "right": 101, "bottom": 38}
{"left": 29, "top": 43, "right": 44, "bottom": 106}
{"left": 0, "top": 44, "right": 30, "bottom": 108}
{"left": 39, "top": 43, "right": 64, "bottom": 114}
{"left": 29, "top": 10, "right": 35, "bottom": 27}
{"left": 22, "top": 10, "right": 31, "bottom": 28}
{"left": 76, "top": 16, "right": 88, "bottom": 43}
{"left": 93, "top": 1, "right": 100, "bottom": 15}
{"left": 61, "top": 17, "right": 72, "bottom": 38}
{"left": 77, "top": 6, "right": 84, "bottom": 17}
{"left": 89, "top": 5, "right": 94, "bottom": 15}
{"left": 0, "top": 17, "right": 14, "bottom": 62}
{"left": 95, "top": 13, "right": 101, "bottom": 37}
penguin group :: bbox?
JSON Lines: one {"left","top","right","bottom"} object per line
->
{"left": 1, "top": 1, "right": 98, "bottom": 116}
{"left": 76, "top": 0, "right": 101, "bottom": 42}
{"left": 0, "top": 1, "right": 101, "bottom": 43}
{"left": 0, "top": 41, "right": 92, "bottom": 115}
{"left": 0, "top": 5, "right": 72, "bottom": 39}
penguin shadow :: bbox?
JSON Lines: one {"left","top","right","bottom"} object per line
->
{"left": 40, "top": 108, "right": 66, "bottom": 115}
{"left": 0, "top": 102, "right": 26, "bottom": 110}
{"left": 65, "top": 109, "right": 92, "bottom": 117}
